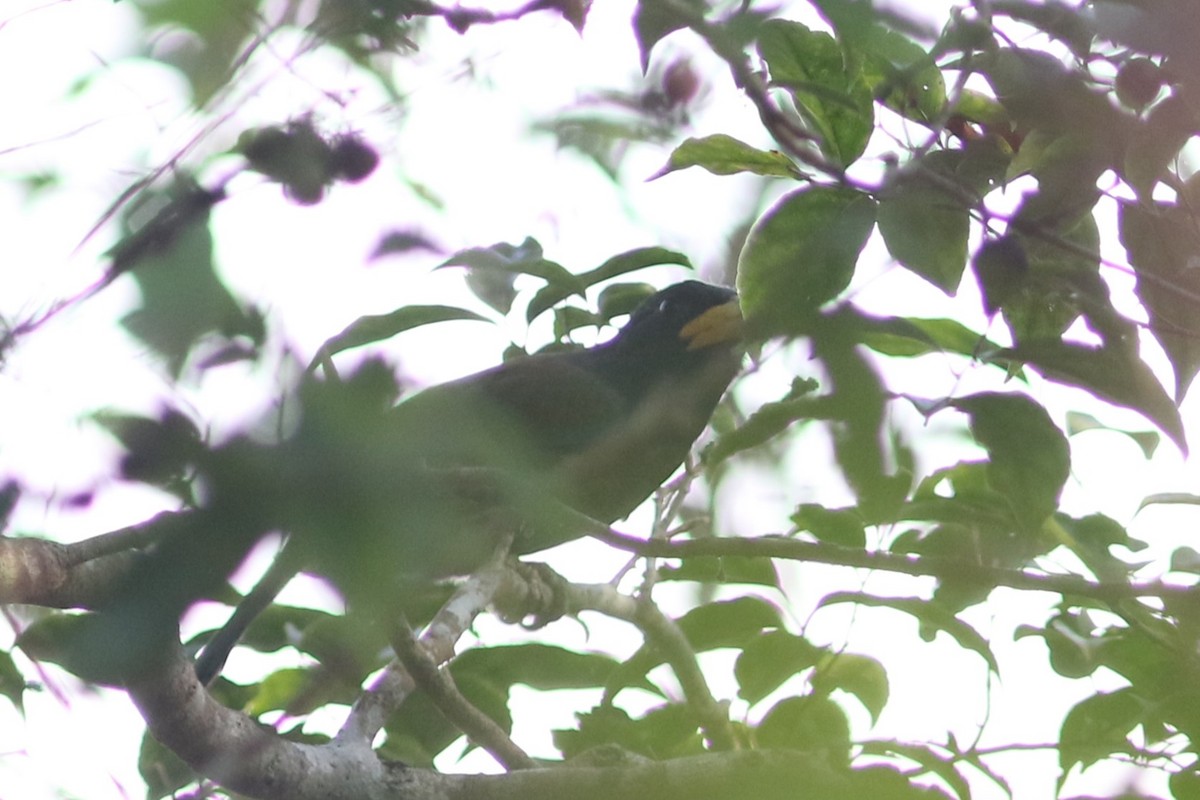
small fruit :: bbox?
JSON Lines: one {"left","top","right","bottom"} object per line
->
{"left": 1115, "top": 58, "right": 1163, "bottom": 110}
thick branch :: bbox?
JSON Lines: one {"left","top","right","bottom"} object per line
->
{"left": 127, "top": 627, "right": 888, "bottom": 800}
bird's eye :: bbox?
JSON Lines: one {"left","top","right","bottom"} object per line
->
{"left": 657, "top": 299, "right": 672, "bottom": 313}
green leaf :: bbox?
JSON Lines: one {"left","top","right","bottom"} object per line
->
{"left": 1002, "top": 211, "right": 1105, "bottom": 345}
{"left": 1118, "top": 198, "right": 1200, "bottom": 403}
{"left": 735, "top": 631, "right": 825, "bottom": 705}
{"left": 650, "top": 134, "right": 802, "bottom": 180}
{"left": 756, "top": 694, "right": 851, "bottom": 761}
{"left": 737, "top": 186, "right": 877, "bottom": 337}
{"left": 440, "top": 237, "right": 578, "bottom": 287}
{"left": 452, "top": 644, "right": 620, "bottom": 692}
{"left": 311, "top": 305, "right": 491, "bottom": 365}
{"left": 859, "top": 740, "right": 978, "bottom": 800}
{"left": 877, "top": 151, "right": 973, "bottom": 293}
{"left": 0, "top": 649, "right": 25, "bottom": 714}
{"left": 705, "top": 377, "right": 820, "bottom": 466}
{"left": 1059, "top": 689, "right": 1144, "bottom": 776}
{"left": 657, "top": 555, "right": 781, "bottom": 589}
{"left": 791, "top": 504, "right": 866, "bottom": 548}
{"left": 1004, "top": 340, "right": 1187, "bottom": 453}
{"left": 556, "top": 703, "right": 702, "bottom": 760}
{"left": 858, "top": 29, "right": 947, "bottom": 123}
{"left": 676, "top": 597, "right": 784, "bottom": 652}
{"left": 526, "top": 246, "right": 692, "bottom": 323}
{"left": 854, "top": 314, "right": 1012, "bottom": 372}
{"left": 757, "top": 19, "right": 875, "bottom": 166}
{"left": 982, "top": 48, "right": 1124, "bottom": 139}
{"left": 1065, "top": 411, "right": 1159, "bottom": 459}
{"left": 114, "top": 183, "right": 260, "bottom": 377}
{"left": 811, "top": 652, "right": 890, "bottom": 724}
{"left": 139, "top": 731, "right": 197, "bottom": 800}
{"left": 1123, "top": 93, "right": 1195, "bottom": 199}
{"left": 950, "top": 392, "right": 1070, "bottom": 530}
{"left": 817, "top": 592, "right": 1000, "bottom": 675}
{"left": 632, "top": 0, "right": 707, "bottom": 73}
{"left": 605, "top": 598, "right": 783, "bottom": 701}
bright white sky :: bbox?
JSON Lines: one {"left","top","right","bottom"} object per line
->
{"left": 2, "top": 1, "right": 1199, "bottom": 798}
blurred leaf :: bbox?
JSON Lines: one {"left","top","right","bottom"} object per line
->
{"left": 310, "top": 305, "right": 490, "bottom": 367}
{"left": 657, "top": 555, "right": 781, "bottom": 589}
{"left": 811, "top": 651, "right": 890, "bottom": 724}
{"left": 1004, "top": 340, "right": 1187, "bottom": 453}
{"left": 114, "top": 184, "right": 258, "bottom": 377}
{"left": 705, "top": 377, "right": 820, "bottom": 466}
{"left": 453, "top": 644, "right": 620, "bottom": 692}
{"left": 597, "top": 282, "right": 658, "bottom": 322}
{"left": 972, "top": 236, "right": 1028, "bottom": 317}
{"left": 557, "top": 703, "right": 702, "bottom": 760}
{"left": 606, "top": 597, "right": 783, "bottom": 700}
{"left": 369, "top": 229, "right": 443, "bottom": 261}
{"left": 17, "top": 613, "right": 126, "bottom": 686}
{"left": 633, "top": 0, "right": 707, "bottom": 72}
{"left": 860, "top": 740, "right": 977, "bottom": 800}
{"left": 440, "top": 237, "right": 578, "bottom": 288}
{"left": 1059, "top": 689, "right": 1144, "bottom": 776}
{"left": 737, "top": 187, "right": 876, "bottom": 337}
{"left": 1065, "top": 411, "right": 1159, "bottom": 459}
{"left": 818, "top": 592, "right": 1000, "bottom": 674}
{"left": 982, "top": 48, "right": 1125, "bottom": 141}
{"left": 1002, "top": 212, "right": 1106, "bottom": 346}
{"left": 1124, "top": 93, "right": 1195, "bottom": 199}
{"left": 811, "top": 311, "right": 906, "bottom": 520}
{"left": 758, "top": 19, "right": 875, "bottom": 165}
{"left": 735, "top": 631, "right": 825, "bottom": 705}
{"left": 0, "top": 650, "right": 24, "bottom": 715}
{"left": 466, "top": 267, "right": 518, "bottom": 315}
{"left": 951, "top": 392, "right": 1070, "bottom": 530}
{"left": 139, "top": 731, "right": 196, "bottom": 800}
{"left": 650, "top": 134, "right": 802, "bottom": 180}
{"left": 1118, "top": 198, "right": 1200, "bottom": 403}
{"left": 526, "top": 246, "right": 691, "bottom": 323}
{"left": 676, "top": 597, "right": 784, "bottom": 652}
{"left": 792, "top": 504, "right": 866, "bottom": 548}
{"left": 756, "top": 694, "right": 851, "bottom": 762}
{"left": 137, "top": 0, "right": 258, "bottom": 106}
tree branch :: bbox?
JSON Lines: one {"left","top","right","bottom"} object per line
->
{"left": 564, "top": 582, "right": 735, "bottom": 751}
{"left": 587, "top": 525, "right": 1199, "bottom": 604}
{"left": 389, "top": 615, "right": 536, "bottom": 770}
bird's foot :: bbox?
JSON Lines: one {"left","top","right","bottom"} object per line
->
{"left": 492, "top": 560, "right": 569, "bottom": 629}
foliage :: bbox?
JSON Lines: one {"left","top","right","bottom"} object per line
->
{"left": 5, "top": 1, "right": 1200, "bottom": 799}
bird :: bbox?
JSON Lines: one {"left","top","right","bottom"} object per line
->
{"left": 193, "top": 280, "right": 743, "bottom": 684}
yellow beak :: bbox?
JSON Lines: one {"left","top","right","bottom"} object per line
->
{"left": 680, "top": 298, "right": 744, "bottom": 351}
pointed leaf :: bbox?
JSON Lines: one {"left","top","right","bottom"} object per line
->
{"left": 650, "top": 134, "right": 802, "bottom": 180}
{"left": 737, "top": 186, "right": 876, "bottom": 336}
{"left": 818, "top": 592, "right": 1000, "bottom": 674}
{"left": 1005, "top": 340, "right": 1186, "bottom": 453}
{"left": 757, "top": 19, "right": 875, "bottom": 165}
{"left": 311, "top": 304, "right": 490, "bottom": 365}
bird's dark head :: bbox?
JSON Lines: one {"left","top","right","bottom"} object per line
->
{"left": 610, "top": 281, "right": 742, "bottom": 360}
